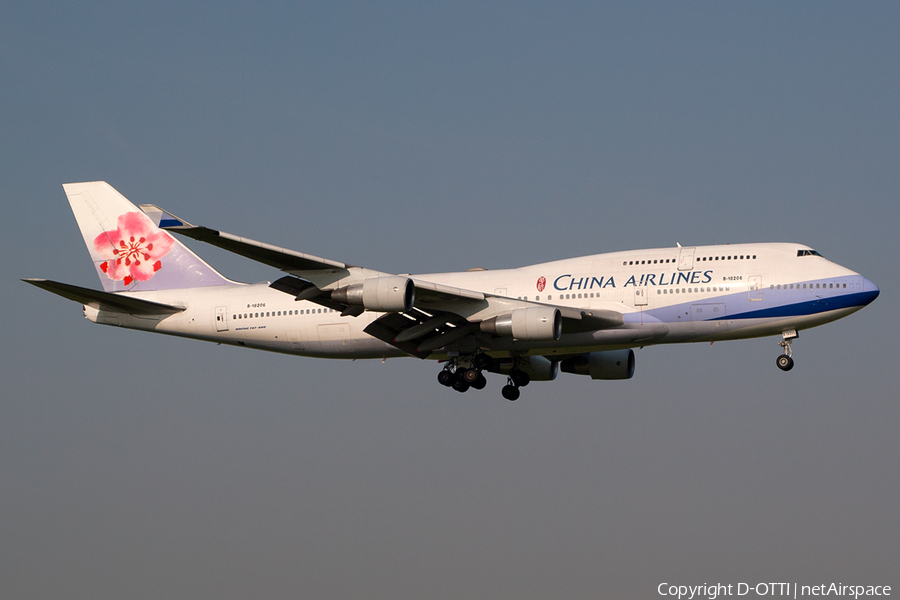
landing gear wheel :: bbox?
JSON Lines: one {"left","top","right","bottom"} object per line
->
{"left": 510, "top": 368, "right": 530, "bottom": 388}
{"left": 452, "top": 378, "right": 470, "bottom": 393}
{"left": 776, "top": 330, "right": 798, "bottom": 372}
{"left": 471, "top": 373, "right": 487, "bottom": 390}
{"left": 460, "top": 368, "right": 480, "bottom": 384}
{"left": 502, "top": 384, "right": 520, "bottom": 401}
{"left": 437, "top": 370, "right": 455, "bottom": 387}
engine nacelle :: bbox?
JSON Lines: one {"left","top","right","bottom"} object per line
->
{"left": 489, "top": 355, "right": 559, "bottom": 381}
{"left": 480, "top": 307, "right": 562, "bottom": 341}
{"left": 560, "top": 350, "right": 635, "bottom": 380}
{"left": 331, "top": 276, "right": 415, "bottom": 313}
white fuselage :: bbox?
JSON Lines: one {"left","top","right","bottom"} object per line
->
{"left": 88, "top": 242, "right": 878, "bottom": 361}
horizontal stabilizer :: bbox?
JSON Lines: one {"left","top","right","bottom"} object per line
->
{"left": 23, "top": 279, "right": 185, "bottom": 315}
{"left": 141, "top": 204, "right": 348, "bottom": 272}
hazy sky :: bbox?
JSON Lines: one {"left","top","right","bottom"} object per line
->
{"left": 2, "top": 3, "right": 898, "bottom": 599}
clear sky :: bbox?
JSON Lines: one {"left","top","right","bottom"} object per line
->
{"left": 2, "top": 2, "right": 898, "bottom": 598}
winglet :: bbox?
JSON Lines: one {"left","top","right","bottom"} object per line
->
{"left": 139, "top": 204, "right": 196, "bottom": 229}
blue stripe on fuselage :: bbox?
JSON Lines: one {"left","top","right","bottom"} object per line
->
{"left": 721, "top": 290, "right": 879, "bottom": 320}
{"left": 643, "top": 285, "right": 877, "bottom": 325}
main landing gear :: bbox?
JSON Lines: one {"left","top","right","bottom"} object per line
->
{"left": 437, "top": 354, "right": 488, "bottom": 394}
{"left": 437, "top": 354, "right": 530, "bottom": 401}
{"left": 776, "top": 329, "right": 799, "bottom": 372}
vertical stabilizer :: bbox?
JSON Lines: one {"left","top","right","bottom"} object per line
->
{"left": 64, "top": 181, "right": 235, "bottom": 292}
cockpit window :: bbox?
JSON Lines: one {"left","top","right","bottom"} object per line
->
{"left": 797, "top": 249, "right": 824, "bottom": 258}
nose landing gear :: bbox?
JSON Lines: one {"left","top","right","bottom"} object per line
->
{"left": 776, "top": 329, "right": 798, "bottom": 371}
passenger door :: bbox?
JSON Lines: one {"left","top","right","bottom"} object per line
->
{"left": 215, "top": 306, "right": 228, "bottom": 332}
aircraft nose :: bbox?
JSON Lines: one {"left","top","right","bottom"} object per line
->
{"left": 862, "top": 276, "right": 880, "bottom": 304}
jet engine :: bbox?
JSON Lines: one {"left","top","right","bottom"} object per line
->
{"left": 560, "top": 350, "right": 635, "bottom": 380}
{"left": 331, "top": 276, "right": 415, "bottom": 313}
{"left": 480, "top": 307, "right": 562, "bottom": 341}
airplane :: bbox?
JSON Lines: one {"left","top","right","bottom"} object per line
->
{"left": 25, "top": 181, "right": 880, "bottom": 400}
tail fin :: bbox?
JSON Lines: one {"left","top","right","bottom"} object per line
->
{"left": 64, "top": 181, "right": 235, "bottom": 292}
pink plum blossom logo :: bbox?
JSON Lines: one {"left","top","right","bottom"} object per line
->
{"left": 536, "top": 276, "right": 546, "bottom": 292}
{"left": 93, "top": 212, "right": 174, "bottom": 286}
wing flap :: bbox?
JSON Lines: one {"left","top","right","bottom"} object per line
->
{"left": 362, "top": 312, "right": 433, "bottom": 358}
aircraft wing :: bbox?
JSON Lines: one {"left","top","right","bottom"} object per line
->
{"left": 23, "top": 279, "right": 185, "bottom": 315}
{"left": 140, "top": 205, "right": 348, "bottom": 271}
